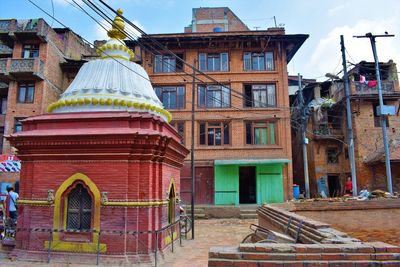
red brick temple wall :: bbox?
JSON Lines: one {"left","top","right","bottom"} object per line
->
{"left": 9, "top": 112, "right": 188, "bottom": 256}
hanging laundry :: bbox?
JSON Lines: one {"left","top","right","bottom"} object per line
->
{"left": 359, "top": 74, "right": 367, "bottom": 84}
{"left": 17, "top": 19, "right": 29, "bottom": 31}
{"left": 368, "top": 80, "right": 377, "bottom": 88}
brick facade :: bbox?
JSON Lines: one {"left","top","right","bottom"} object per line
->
{"left": 9, "top": 112, "right": 188, "bottom": 259}
{"left": 0, "top": 18, "right": 94, "bottom": 184}
{"left": 292, "top": 63, "right": 400, "bottom": 197}
{"left": 185, "top": 7, "right": 249, "bottom": 33}
{"left": 133, "top": 8, "right": 308, "bottom": 204}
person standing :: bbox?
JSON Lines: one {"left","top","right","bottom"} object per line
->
{"left": 345, "top": 177, "right": 353, "bottom": 195}
{"left": 6, "top": 186, "right": 18, "bottom": 222}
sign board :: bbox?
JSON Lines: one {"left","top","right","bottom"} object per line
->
{"left": 0, "top": 155, "right": 21, "bottom": 172}
{"left": 376, "top": 105, "right": 396, "bottom": 116}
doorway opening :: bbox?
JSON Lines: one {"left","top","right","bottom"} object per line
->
{"left": 327, "top": 175, "right": 341, "bottom": 197}
{"left": 168, "top": 184, "right": 176, "bottom": 224}
{"left": 239, "top": 166, "right": 256, "bottom": 204}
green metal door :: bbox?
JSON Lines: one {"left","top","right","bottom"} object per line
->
{"left": 214, "top": 165, "right": 238, "bottom": 205}
{"left": 256, "top": 164, "right": 284, "bottom": 204}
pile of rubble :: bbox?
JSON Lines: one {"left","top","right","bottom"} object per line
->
{"left": 293, "top": 189, "right": 398, "bottom": 202}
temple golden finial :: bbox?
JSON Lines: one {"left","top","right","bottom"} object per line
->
{"left": 107, "top": 8, "right": 127, "bottom": 40}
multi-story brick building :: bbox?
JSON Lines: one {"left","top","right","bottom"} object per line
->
{"left": 132, "top": 7, "right": 308, "bottom": 205}
{"left": 292, "top": 61, "right": 400, "bottom": 197}
{"left": 0, "top": 18, "right": 93, "bottom": 187}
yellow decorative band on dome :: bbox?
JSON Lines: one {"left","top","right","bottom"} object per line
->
{"left": 96, "top": 43, "right": 135, "bottom": 61}
{"left": 101, "top": 55, "right": 130, "bottom": 61}
{"left": 47, "top": 98, "right": 172, "bottom": 122}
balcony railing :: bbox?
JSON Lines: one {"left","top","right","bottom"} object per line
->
{"left": 0, "top": 19, "right": 50, "bottom": 38}
{"left": 0, "top": 59, "right": 7, "bottom": 74}
{"left": 313, "top": 125, "right": 343, "bottom": 139}
{"left": 0, "top": 58, "right": 44, "bottom": 80}
{"left": 335, "top": 81, "right": 398, "bottom": 101}
{"left": 0, "top": 20, "right": 11, "bottom": 32}
{"left": 353, "top": 81, "right": 395, "bottom": 94}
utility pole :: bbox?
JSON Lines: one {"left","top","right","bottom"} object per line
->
{"left": 190, "top": 59, "right": 196, "bottom": 239}
{"left": 354, "top": 33, "right": 395, "bottom": 194}
{"left": 298, "top": 74, "right": 310, "bottom": 198}
{"left": 340, "top": 35, "right": 358, "bottom": 196}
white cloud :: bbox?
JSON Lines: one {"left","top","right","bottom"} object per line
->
{"left": 308, "top": 17, "right": 400, "bottom": 80}
{"left": 93, "top": 18, "right": 145, "bottom": 41}
{"left": 328, "top": 3, "right": 347, "bottom": 17}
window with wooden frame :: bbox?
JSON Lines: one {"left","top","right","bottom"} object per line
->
{"left": 66, "top": 183, "right": 92, "bottom": 231}
{"left": 244, "top": 84, "right": 276, "bottom": 107}
{"left": 243, "top": 52, "right": 274, "bottom": 71}
{"left": 154, "top": 86, "right": 185, "bottom": 109}
{"left": 170, "top": 121, "right": 185, "bottom": 144}
{"left": 326, "top": 148, "right": 339, "bottom": 164}
{"left": 0, "top": 96, "right": 6, "bottom": 114}
{"left": 198, "top": 85, "right": 230, "bottom": 108}
{"left": 199, "top": 122, "right": 230, "bottom": 146}
{"left": 154, "top": 53, "right": 184, "bottom": 73}
{"left": 22, "top": 44, "right": 39, "bottom": 58}
{"left": 245, "top": 121, "right": 276, "bottom": 145}
{"left": 14, "top": 117, "right": 26, "bottom": 133}
{"left": 17, "top": 83, "right": 35, "bottom": 103}
{"left": 198, "top": 52, "right": 229, "bottom": 72}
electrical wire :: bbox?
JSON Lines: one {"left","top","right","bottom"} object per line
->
{"left": 74, "top": 0, "right": 301, "bottom": 114}
{"left": 26, "top": 0, "right": 154, "bottom": 85}
{"left": 94, "top": 0, "right": 294, "bottom": 109}
{"left": 31, "top": 0, "right": 293, "bottom": 123}
{"left": 29, "top": 0, "right": 385, "bottom": 150}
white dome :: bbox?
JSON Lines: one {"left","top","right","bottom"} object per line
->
{"left": 47, "top": 9, "right": 171, "bottom": 122}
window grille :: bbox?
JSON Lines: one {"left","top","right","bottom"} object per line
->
{"left": 66, "top": 184, "right": 92, "bottom": 231}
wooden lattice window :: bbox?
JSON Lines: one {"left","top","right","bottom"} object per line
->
{"left": 66, "top": 184, "right": 92, "bottom": 230}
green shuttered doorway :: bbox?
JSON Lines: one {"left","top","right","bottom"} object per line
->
{"left": 214, "top": 163, "right": 284, "bottom": 205}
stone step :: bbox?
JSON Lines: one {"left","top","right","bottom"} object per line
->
{"left": 209, "top": 252, "right": 400, "bottom": 261}
{"left": 240, "top": 209, "right": 258, "bottom": 214}
{"left": 238, "top": 243, "right": 400, "bottom": 254}
{"left": 240, "top": 214, "right": 258, "bottom": 219}
{"left": 185, "top": 208, "right": 205, "bottom": 213}
{"left": 194, "top": 214, "right": 207, "bottom": 219}
{"left": 209, "top": 259, "right": 400, "bottom": 267}
{"left": 185, "top": 213, "right": 207, "bottom": 219}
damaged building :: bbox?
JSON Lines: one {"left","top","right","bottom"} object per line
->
{"left": 291, "top": 60, "right": 400, "bottom": 197}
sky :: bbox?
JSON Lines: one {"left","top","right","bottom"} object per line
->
{"left": 1, "top": 0, "right": 400, "bottom": 80}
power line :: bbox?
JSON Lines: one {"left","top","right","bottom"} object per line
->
{"left": 33, "top": 0, "right": 347, "bottom": 140}
{"left": 94, "top": 0, "right": 294, "bottom": 109}
{"left": 77, "top": 0, "right": 279, "bottom": 112}
{"left": 26, "top": 0, "right": 155, "bottom": 85}
{"left": 28, "top": 0, "right": 389, "bottom": 159}
{"left": 76, "top": 0, "right": 301, "bottom": 113}
{"left": 77, "top": 0, "right": 333, "bottom": 113}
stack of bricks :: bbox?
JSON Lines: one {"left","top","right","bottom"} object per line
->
{"left": 209, "top": 242, "right": 400, "bottom": 266}
{"left": 208, "top": 204, "right": 400, "bottom": 266}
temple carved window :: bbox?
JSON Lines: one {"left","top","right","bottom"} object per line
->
{"left": 66, "top": 183, "right": 92, "bottom": 231}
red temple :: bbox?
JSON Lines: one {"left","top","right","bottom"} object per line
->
{"left": 8, "top": 9, "right": 189, "bottom": 264}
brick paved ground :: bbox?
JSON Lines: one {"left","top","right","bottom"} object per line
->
{"left": 161, "top": 219, "right": 257, "bottom": 267}
{"left": 0, "top": 218, "right": 398, "bottom": 266}
{"left": 341, "top": 228, "right": 400, "bottom": 246}
{"left": 0, "top": 219, "right": 256, "bottom": 267}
